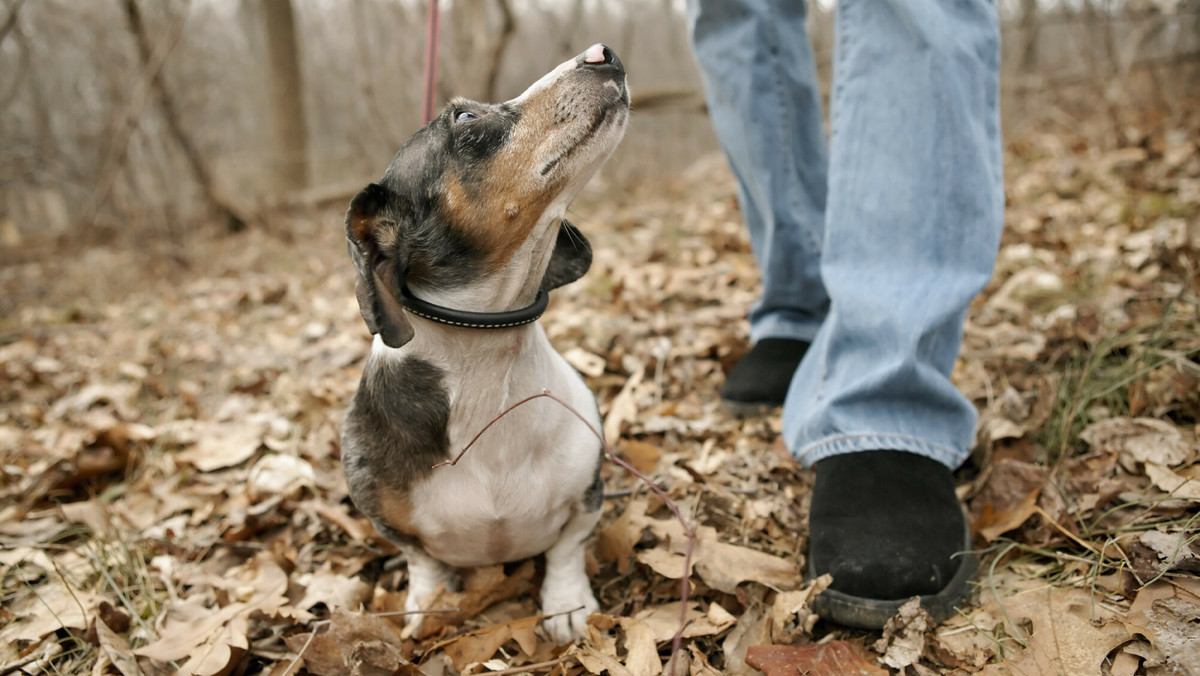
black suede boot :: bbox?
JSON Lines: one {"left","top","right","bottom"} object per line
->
{"left": 808, "top": 450, "right": 976, "bottom": 629}
{"left": 720, "top": 338, "right": 809, "bottom": 416}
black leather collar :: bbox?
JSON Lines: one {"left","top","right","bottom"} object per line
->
{"left": 400, "top": 286, "right": 549, "bottom": 329}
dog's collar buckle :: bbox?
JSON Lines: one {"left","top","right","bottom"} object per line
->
{"left": 400, "top": 286, "right": 549, "bottom": 329}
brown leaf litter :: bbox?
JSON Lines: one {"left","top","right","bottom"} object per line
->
{"left": 2, "top": 99, "right": 1199, "bottom": 674}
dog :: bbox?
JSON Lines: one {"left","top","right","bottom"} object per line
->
{"left": 340, "top": 43, "right": 628, "bottom": 643}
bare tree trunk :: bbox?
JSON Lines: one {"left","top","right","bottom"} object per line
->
{"left": 483, "top": 0, "right": 514, "bottom": 102}
{"left": 121, "top": 0, "right": 247, "bottom": 232}
{"left": 351, "top": 0, "right": 407, "bottom": 149}
{"left": 0, "top": 0, "right": 26, "bottom": 47}
{"left": 439, "top": 0, "right": 516, "bottom": 103}
{"left": 263, "top": 0, "right": 309, "bottom": 192}
{"left": 83, "top": 2, "right": 188, "bottom": 233}
{"left": 1019, "top": 0, "right": 1040, "bottom": 73}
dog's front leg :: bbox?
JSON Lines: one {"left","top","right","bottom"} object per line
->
{"left": 540, "top": 505, "right": 602, "bottom": 643}
{"left": 402, "top": 545, "right": 458, "bottom": 638}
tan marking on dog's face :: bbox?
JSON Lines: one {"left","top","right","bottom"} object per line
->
{"left": 433, "top": 59, "right": 628, "bottom": 272}
{"left": 439, "top": 170, "right": 558, "bottom": 269}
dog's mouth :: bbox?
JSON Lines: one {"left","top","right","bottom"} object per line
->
{"left": 511, "top": 44, "right": 629, "bottom": 184}
{"left": 537, "top": 104, "right": 625, "bottom": 177}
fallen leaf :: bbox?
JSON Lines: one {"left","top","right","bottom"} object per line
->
{"left": 564, "top": 346, "right": 607, "bottom": 377}
{"left": 745, "top": 642, "right": 887, "bottom": 676}
{"left": 574, "top": 623, "right": 633, "bottom": 676}
{"left": 284, "top": 608, "right": 412, "bottom": 676}
{"left": 872, "top": 597, "right": 934, "bottom": 671}
{"left": 415, "top": 561, "right": 536, "bottom": 639}
{"left": 0, "top": 581, "right": 104, "bottom": 645}
{"left": 439, "top": 615, "right": 539, "bottom": 671}
{"left": 137, "top": 552, "right": 293, "bottom": 668}
{"left": 294, "top": 564, "right": 373, "bottom": 613}
{"left": 970, "top": 458, "right": 1045, "bottom": 542}
{"left": 1107, "top": 644, "right": 1143, "bottom": 676}
{"left": 1123, "top": 579, "right": 1200, "bottom": 673}
{"left": 604, "top": 365, "right": 644, "bottom": 446}
{"left": 633, "top": 601, "right": 737, "bottom": 642}
{"left": 305, "top": 499, "right": 370, "bottom": 542}
{"left": 59, "top": 499, "right": 113, "bottom": 534}
{"left": 620, "top": 439, "right": 662, "bottom": 474}
{"left": 1080, "top": 417, "right": 1194, "bottom": 469}
{"left": 246, "top": 453, "right": 315, "bottom": 500}
{"left": 618, "top": 617, "right": 662, "bottom": 675}
{"left": 1144, "top": 462, "right": 1200, "bottom": 501}
{"left": 1137, "top": 530, "right": 1200, "bottom": 573}
{"left": 768, "top": 575, "right": 830, "bottom": 643}
{"left": 94, "top": 614, "right": 143, "bottom": 676}
{"left": 176, "top": 420, "right": 264, "bottom": 472}
{"left": 623, "top": 499, "right": 800, "bottom": 594}
{"left": 722, "top": 594, "right": 771, "bottom": 675}
{"left": 975, "top": 585, "right": 1129, "bottom": 675}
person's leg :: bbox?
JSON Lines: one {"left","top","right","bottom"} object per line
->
{"left": 687, "top": 0, "right": 830, "bottom": 413}
{"left": 787, "top": 0, "right": 1004, "bottom": 627}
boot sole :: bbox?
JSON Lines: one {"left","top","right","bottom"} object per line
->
{"left": 720, "top": 397, "right": 782, "bottom": 418}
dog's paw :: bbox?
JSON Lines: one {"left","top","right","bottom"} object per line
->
{"left": 400, "top": 550, "right": 458, "bottom": 639}
{"left": 400, "top": 591, "right": 426, "bottom": 639}
{"left": 541, "top": 582, "right": 599, "bottom": 643}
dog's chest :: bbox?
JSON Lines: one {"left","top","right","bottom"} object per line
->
{"left": 409, "top": 449, "right": 581, "bottom": 568}
{"left": 404, "top": 345, "right": 600, "bottom": 568}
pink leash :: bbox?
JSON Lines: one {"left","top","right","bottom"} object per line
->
{"left": 422, "top": 0, "right": 440, "bottom": 125}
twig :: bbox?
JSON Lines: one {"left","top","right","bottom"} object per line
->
{"left": 118, "top": 0, "right": 248, "bottom": 232}
{"left": 307, "top": 607, "right": 462, "bottom": 628}
{"left": 83, "top": 0, "right": 191, "bottom": 233}
{"left": 434, "top": 389, "right": 698, "bottom": 672}
{"left": 0, "top": 638, "right": 61, "bottom": 676}
{"left": 0, "top": 0, "right": 25, "bottom": 48}
{"left": 483, "top": 658, "right": 570, "bottom": 675}
{"left": 282, "top": 629, "right": 314, "bottom": 676}
{"left": 483, "top": 0, "right": 514, "bottom": 102}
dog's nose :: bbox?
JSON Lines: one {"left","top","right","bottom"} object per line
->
{"left": 578, "top": 43, "right": 623, "bottom": 74}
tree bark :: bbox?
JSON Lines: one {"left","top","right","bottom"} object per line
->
{"left": 121, "top": 0, "right": 247, "bottom": 231}
{"left": 483, "top": 0, "right": 514, "bottom": 102}
{"left": 0, "top": 0, "right": 26, "bottom": 48}
{"left": 263, "top": 0, "right": 309, "bottom": 191}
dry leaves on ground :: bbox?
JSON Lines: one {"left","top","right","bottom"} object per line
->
{"left": 2, "top": 98, "right": 1199, "bottom": 674}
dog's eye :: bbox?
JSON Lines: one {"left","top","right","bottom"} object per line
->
{"left": 454, "top": 111, "right": 478, "bottom": 124}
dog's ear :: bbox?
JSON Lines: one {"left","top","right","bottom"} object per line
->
{"left": 346, "top": 183, "right": 415, "bottom": 348}
{"left": 540, "top": 219, "right": 592, "bottom": 292}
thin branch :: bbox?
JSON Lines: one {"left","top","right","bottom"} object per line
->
{"left": 82, "top": 0, "right": 190, "bottom": 232}
{"left": 351, "top": 0, "right": 406, "bottom": 149}
{"left": 0, "top": 0, "right": 26, "bottom": 48}
{"left": 485, "top": 658, "right": 570, "bottom": 675}
{"left": 118, "top": 0, "right": 249, "bottom": 232}
{"left": 482, "top": 0, "right": 514, "bottom": 102}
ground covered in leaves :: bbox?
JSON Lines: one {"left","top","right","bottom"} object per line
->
{"left": 2, "top": 101, "right": 1199, "bottom": 675}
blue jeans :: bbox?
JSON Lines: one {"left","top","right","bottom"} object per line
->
{"left": 688, "top": 0, "right": 1004, "bottom": 469}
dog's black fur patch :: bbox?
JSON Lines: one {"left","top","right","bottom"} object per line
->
{"left": 447, "top": 102, "right": 520, "bottom": 173}
{"left": 542, "top": 220, "right": 592, "bottom": 292}
{"left": 341, "top": 355, "right": 450, "bottom": 520}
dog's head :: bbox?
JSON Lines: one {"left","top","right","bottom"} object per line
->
{"left": 346, "top": 43, "right": 629, "bottom": 348}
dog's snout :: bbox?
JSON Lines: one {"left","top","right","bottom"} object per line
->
{"left": 578, "top": 43, "right": 623, "bottom": 75}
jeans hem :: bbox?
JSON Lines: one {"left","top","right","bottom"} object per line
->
{"left": 748, "top": 316, "right": 821, "bottom": 344}
{"left": 795, "top": 434, "right": 964, "bottom": 470}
